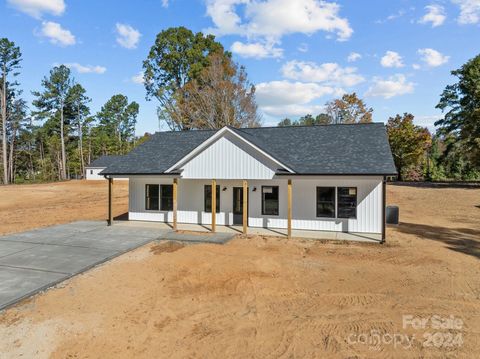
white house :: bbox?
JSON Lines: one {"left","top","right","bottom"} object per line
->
{"left": 101, "top": 124, "right": 396, "bottom": 241}
{"left": 85, "top": 155, "right": 124, "bottom": 180}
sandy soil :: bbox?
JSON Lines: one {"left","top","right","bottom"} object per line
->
{"left": 0, "top": 182, "right": 479, "bottom": 358}
{"left": 0, "top": 180, "right": 128, "bottom": 235}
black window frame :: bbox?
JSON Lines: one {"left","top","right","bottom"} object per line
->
{"left": 316, "top": 187, "right": 336, "bottom": 218}
{"left": 160, "top": 184, "right": 173, "bottom": 211}
{"left": 337, "top": 186, "right": 357, "bottom": 219}
{"left": 145, "top": 184, "right": 159, "bottom": 211}
{"left": 204, "top": 185, "right": 220, "bottom": 213}
{"left": 261, "top": 186, "right": 279, "bottom": 216}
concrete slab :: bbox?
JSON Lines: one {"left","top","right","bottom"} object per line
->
{"left": 0, "top": 221, "right": 166, "bottom": 311}
{"left": 0, "top": 245, "right": 116, "bottom": 274}
{"left": 0, "top": 266, "right": 65, "bottom": 309}
{"left": 0, "top": 241, "right": 37, "bottom": 259}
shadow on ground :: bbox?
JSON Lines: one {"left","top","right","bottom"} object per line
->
{"left": 397, "top": 222, "right": 480, "bottom": 260}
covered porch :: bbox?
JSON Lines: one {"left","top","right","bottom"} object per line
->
{"left": 111, "top": 219, "right": 382, "bottom": 243}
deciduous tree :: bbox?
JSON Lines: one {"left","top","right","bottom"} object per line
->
{"left": 177, "top": 52, "right": 260, "bottom": 129}
{"left": 325, "top": 93, "right": 373, "bottom": 124}
{"left": 386, "top": 113, "right": 431, "bottom": 181}
{"left": 143, "top": 27, "right": 225, "bottom": 130}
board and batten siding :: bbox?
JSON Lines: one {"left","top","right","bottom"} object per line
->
{"left": 180, "top": 132, "right": 278, "bottom": 179}
{"left": 128, "top": 176, "right": 383, "bottom": 234}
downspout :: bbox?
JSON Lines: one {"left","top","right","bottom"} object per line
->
{"left": 381, "top": 176, "right": 386, "bottom": 244}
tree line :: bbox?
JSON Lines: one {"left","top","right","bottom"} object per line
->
{"left": 0, "top": 27, "right": 260, "bottom": 184}
{"left": 1, "top": 27, "right": 479, "bottom": 184}
{"left": 276, "top": 54, "right": 480, "bottom": 182}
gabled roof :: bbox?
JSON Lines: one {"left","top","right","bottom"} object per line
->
{"left": 101, "top": 123, "right": 397, "bottom": 176}
{"left": 87, "top": 155, "right": 123, "bottom": 168}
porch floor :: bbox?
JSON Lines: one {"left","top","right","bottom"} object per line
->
{"left": 115, "top": 221, "right": 382, "bottom": 243}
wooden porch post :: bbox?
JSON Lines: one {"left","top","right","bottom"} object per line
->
{"left": 381, "top": 176, "right": 386, "bottom": 244}
{"left": 211, "top": 179, "right": 216, "bottom": 233}
{"left": 287, "top": 179, "right": 292, "bottom": 239}
{"left": 173, "top": 178, "right": 178, "bottom": 231}
{"left": 108, "top": 177, "right": 113, "bottom": 226}
{"left": 243, "top": 179, "right": 248, "bottom": 235}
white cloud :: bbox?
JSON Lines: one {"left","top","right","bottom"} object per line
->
{"left": 418, "top": 48, "right": 449, "bottom": 67}
{"left": 419, "top": 4, "right": 446, "bottom": 27}
{"left": 131, "top": 71, "right": 145, "bottom": 84}
{"left": 347, "top": 52, "right": 361, "bottom": 62}
{"left": 255, "top": 80, "right": 343, "bottom": 117}
{"left": 412, "top": 63, "right": 421, "bottom": 70}
{"left": 260, "top": 104, "right": 327, "bottom": 117}
{"left": 205, "top": 0, "right": 352, "bottom": 58}
{"left": 366, "top": 74, "right": 414, "bottom": 99}
{"left": 115, "top": 23, "right": 141, "bottom": 49}
{"left": 7, "top": 0, "right": 65, "bottom": 18}
{"left": 162, "top": 0, "right": 169, "bottom": 7}
{"left": 231, "top": 41, "right": 283, "bottom": 58}
{"left": 380, "top": 51, "right": 404, "bottom": 68}
{"left": 375, "top": 9, "right": 407, "bottom": 24}
{"left": 452, "top": 0, "right": 480, "bottom": 24}
{"left": 281, "top": 60, "right": 364, "bottom": 87}
{"left": 65, "top": 63, "right": 106, "bottom": 74}
{"left": 38, "top": 21, "right": 75, "bottom": 46}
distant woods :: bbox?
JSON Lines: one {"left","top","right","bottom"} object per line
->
{"left": 277, "top": 55, "right": 480, "bottom": 182}
{"left": 0, "top": 38, "right": 140, "bottom": 183}
{"left": 1, "top": 28, "right": 479, "bottom": 184}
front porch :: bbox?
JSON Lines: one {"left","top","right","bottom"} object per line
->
{"left": 113, "top": 220, "right": 382, "bottom": 243}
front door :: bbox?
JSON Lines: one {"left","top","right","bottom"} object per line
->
{"left": 232, "top": 187, "right": 247, "bottom": 225}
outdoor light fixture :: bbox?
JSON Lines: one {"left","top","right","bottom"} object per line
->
{"left": 222, "top": 187, "right": 227, "bottom": 191}
{"left": 253, "top": 187, "right": 257, "bottom": 192}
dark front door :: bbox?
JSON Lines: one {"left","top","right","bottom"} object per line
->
{"left": 232, "top": 187, "right": 246, "bottom": 225}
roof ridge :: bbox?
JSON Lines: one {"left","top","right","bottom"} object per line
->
{"left": 153, "top": 122, "right": 385, "bottom": 134}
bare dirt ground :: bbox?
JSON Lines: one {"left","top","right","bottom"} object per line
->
{"left": 0, "top": 181, "right": 479, "bottom": 358}
{"left": 0, "top": 180, "right": 129, "bottom": 235}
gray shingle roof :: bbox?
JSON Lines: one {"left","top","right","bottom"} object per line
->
{"left": 101, "top": 123, "right": 397, "bottom": 176}
{"left": 87, "top": 155, "right": 123, "bottom": 168}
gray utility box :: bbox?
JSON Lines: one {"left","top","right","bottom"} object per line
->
{"left": 386, "top": 206, "right": 399, "bottom": 225}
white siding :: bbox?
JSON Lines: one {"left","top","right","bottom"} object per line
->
{"left": 85, "top": 167, "right": 128, "bottom": 180}
{"left": 85, "top": 168, "right": 105, "bottom": 180}
{"left": 180, "top": 132, "right": 278, "bottom": 179}
{"left": 128, "top": 176, "right": 383, "bottom": 234}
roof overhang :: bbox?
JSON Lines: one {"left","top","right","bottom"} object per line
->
{"left": 165, "top": 126, "right": 295, "bottom": 174}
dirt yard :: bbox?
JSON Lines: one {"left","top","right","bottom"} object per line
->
{"left": 0, "top": 181, "right": 479, "bottom": 358}
{"left": 0, "top": 180, "right": 129, "bottom": 235}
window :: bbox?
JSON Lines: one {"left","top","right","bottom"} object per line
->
{"left": 160, "top": 185, "right": 173, "bottom": 211}
{"left": 262, "top": 186, "right": 279, "bottom": 215}
{"left": 204, "top": 185, "right": 220, "bottom": 213}
{"left": 316, "top": 187, "right": 335, "bottom": 218}
{"left": 90, "top": 170, "right": 93, "bottom": 175}
{"left": 337, "top": 187, "right": 357, "bottom": 219}
{"left": 145, "top": 184, "right": 159, "bottom": 210}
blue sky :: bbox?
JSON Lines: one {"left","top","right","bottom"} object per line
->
{"left": 1, "top": 0, "right": 479, "bottom": 134}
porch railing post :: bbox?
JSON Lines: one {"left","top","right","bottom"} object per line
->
{"left": 211, "top": 179, "right": 216, "bottom": 233}
{"left": 243, "top": 179, "right": 248, "bottom": 235}
{"left": 108, "top": 177, "right": 113, "bottom": 226}
{"left": 287, "top": 179, "right": 292, "bottom": 239}
{"left": 173, "top": 178, "right": 178, "bottom": 231}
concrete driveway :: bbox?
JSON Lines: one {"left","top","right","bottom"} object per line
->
{"left": 0, "top": 221, "right": 170, "bottom": 311}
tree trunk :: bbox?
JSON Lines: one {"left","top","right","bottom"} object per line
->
{"left": 1, "top": 70, "right": 8, "bottom": 185}
{"left": 8, "top": 124, "right": 16, "bottom": 183}
{"left": 60, "top": 103, "right": 67, "bottom": 180}
{"left": 78, "top": 105, "right": 84, "bottom": 177}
